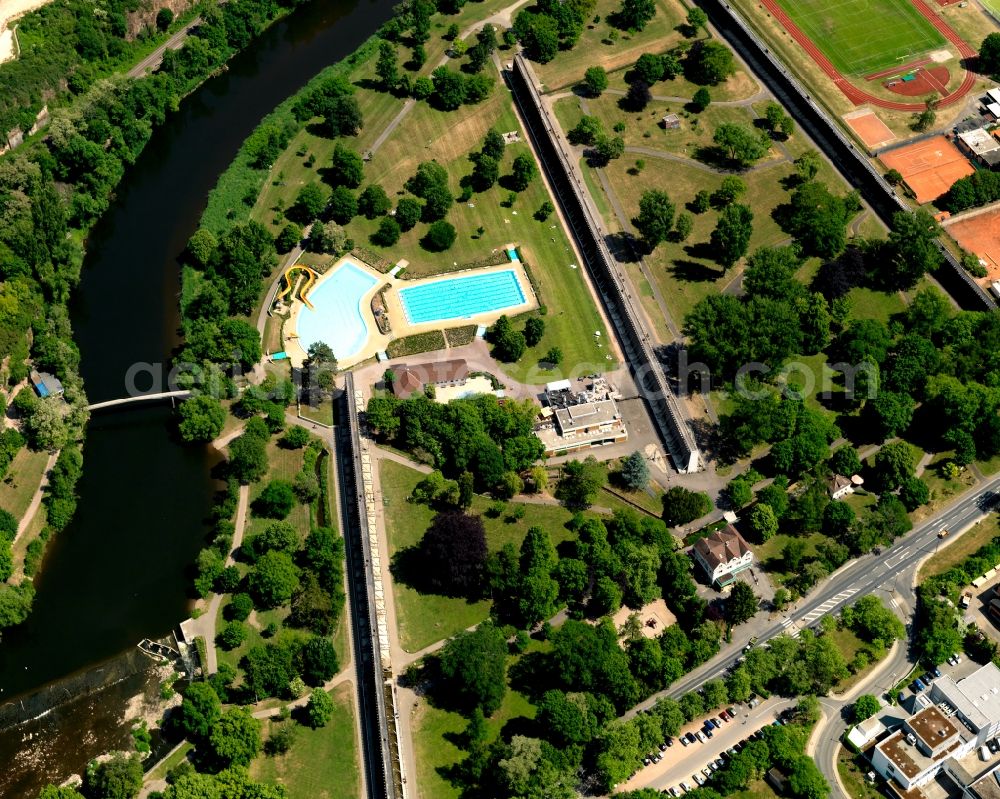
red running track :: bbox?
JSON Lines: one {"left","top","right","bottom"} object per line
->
{"left": 757, "top": 0, "right": 977, "bottom": 112}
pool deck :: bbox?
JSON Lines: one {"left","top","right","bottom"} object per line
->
{"left": 282, "top": 253, "right": 538, "bottom": 369}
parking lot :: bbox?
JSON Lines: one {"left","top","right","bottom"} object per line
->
{"left": 618, "top": 696, "right": 795, "bottom": 794}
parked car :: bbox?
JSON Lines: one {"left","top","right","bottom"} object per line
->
{"left": 933, "top": 667, "right": 943, "bottom": 678}
{"left": 912, "top": 678, "right": 926, "bottom": 692}
{"left": 727, "top": 748, "right": 738, "bottom": 757}
{"left": 681, "top": 782, "right": 692, "bottom": 793}
{"left": 694, "top": 774, "right": 706, "bottom": 786}
{"left": 669, "top": 787, "right": 680, "bottom": 797}
{"left": 715, "top": 758, "right": 725, "bottom": 769}
{"left": 727, "top": 707, "right": 737, "bottom": 718}
{"left": 695, "top": 731, "right": 706, "bottom": 744}
{"left": 703, "top": 727, "right": 713, "bottom": 739}
{"left": 989, "top": 739, "right": 999, "bottom": 755}
{"left": 709, "top": 762, "right": 719, "bottom": 772}
{"left": 711, "top": 718, "right": 722, "bottom": 728}
{"left": 666, "top": 737, "right": 674, "bottom": 747}
{"left": 960, "top": 592, "right": 972, "bottom": 609}
{"left": 719, "top": 710, "right": 730, "bottom": 721}
{"left": 703, "top": 768, "right": 713, "bottom": 779}
{"left": 680, "top": 736, "right": 689, "bottom": 747}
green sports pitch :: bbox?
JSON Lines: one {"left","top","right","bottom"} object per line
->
{"left": 774, "top": 0, "right": 946, "bottom": 76}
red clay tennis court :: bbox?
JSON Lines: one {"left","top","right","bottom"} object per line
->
{"left": 947, "top": 208, "right": 1000, "bottom": 279}
{"left": 880, "top": 136, "right": 974, "bottom": 204}
{"left": 844, "top": 110, "right": 896, "bottom": 149}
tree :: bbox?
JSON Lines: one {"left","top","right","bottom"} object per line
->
{"left": 471, "top": 153, "right": 499, "bottom": 191}
{"left": 748, "top": 503, "right": 778, "bottom": 541}
{"left": 794, "top": 149, "right": 822, "bottom": 182}
{"left": 358, "top": 184, "right": 391, "bottom": 218}
{"left": 489, "top": 315, "right": 527, "bottom": 362}
{"left": 691, "top": 87, "right": 711, "bottom": 112}
{"left": 584, "top": 66, "right": 609, "bottom": 96}
{"left": 87, "top": 753, "right": 142, "bottom": 799}
{"left": 24, "top": 397, "right": 68, "bottom": 450}
{"left": 275, "top": 222, "right": 302, "bottom": 253}
{"left": 187, "top": 228, "right": 218, "bottom": 267}
{"left": 634, "top": 189, "right": 675, "bottom": 250}
{"left": 899, "top": 476, "right": 930, "bottom": 511}
{"left": 713, "top": 123, "right": 769, "bottom": 167}
{"left": 376, "top": 39, "right": 399, "bottom": 90}
{"left": 509, "top": 153, "right": 537, "bottom": 191}
{"left": 711, "top": 203, "right": 753, "bottom": 269}
{"left": 306, "top": 688, "right": 335, "bottom": 727}
{"left": 290, "top": 182, "right": 326, "bottom": 225}
{"left": 785, "top": 181, "right": 853, "bottom": 258}
{"left": 619, "top": 451, "right": 649, "bottom": 491}
{"left": 437, "top": 622, "right": 508, "bottom": 714}
{"left": 422, "top": 220, "right": 457, "bottom": 251}
{"left": 556, "top": 456, "right": 605, "bottom": 510}
{"left": 249, "top": 551, "right": 300, "bottom": 608}
{"left": 885, "top": 209, "right": 942, "bottom": 290}
{"left": 330, "top": 143, "right": 364, "bottom": 188}
{"left": 823, "top": 501, "right": 855, "bottom": 538}
{"left": 156, "top": 7, "right": 174, "bottom": 30}
{"left": 830, "top": 445, "right": 862, "bottom": 477}
{"left": 372, "top": 216, "right": 401, "bottom": 247}
{"left": 177, "top": 682, "right": 221, "bottom": 740}
{"left": 229, "top": 432, "right": 269, "bottom": 483}
{"left": 662, "top": 486, "right": 711, "bottom": 525}
{"left": 568, "top": 115, "right": 603, "bottom": 145}
{"left": 980, "top": 32, "right": 1000, "bottom": 73}
{"left": 326, "top": 95, "right": 363, "bottom": 137}
{"left": 789, "top": 756, "right": 830, "bottom": 799}
{"left": 394, "top": 197, "right": 422, "bottom": 231}
{"left": 623, "top": 79, "right": 652, "bottom": 111}
{"left": 726, "top": 477, "right": 753, "bottom": 509}
{"left": 516, "top": 526, "right": 561, "bottom": 624}
{"left": 39, "top": 789, "right": 85, "bottom": 799}
{"left": 524, "top": 316, "right": 545, "bottom": 346}
{"left": 912, "top": 106, "right": 936, "bottom": 132}
{"left": 253, "top": 479, "right": 295, "bottom": 518}
{"left": 300, "top": 636, "right": 338, "bottom": 684}
{"left": 726, "top": 581, "right": 758, "bottom": 625}
{"left": 674, "top": 211, "right": 693, "bottom": 241}
{"left": 431, "top": 66, "right": 467, "bottom": 110}
{"left": 327, "top": 186, "right": 357, "bottom": 224}
{"left": 513, "top": 11, "right": 560, "bottom": 62}
{"left": 687, "top": 6, "right": 708, "bottom": 35}
{"left": 867, "top": 390, "right": 914, "bottom": 438}
{"left": 635, "top": 52, "right": 665, "bottom": 84}
{"left": 594, "top": 134, "right": 625, "bottom": 164}
{"left": 688, "top": 41, "right": 736, "bottom": 85}
{"left": 874, "top": 441, "right": 914, "bottom": 492}
{"left": 420, "top": 511, "right": 488, "bottom": 595}
{"left": 209, "top": 708, "right": 261, "bottom": 768}
{"left": 852, "top": 694, "right": 880, "bottom": 722}
{"left": 177, "top": 395, "right": 226, "bottom": 443}
{"left": 616, "top": 0, "right": 657, "bottom": 31}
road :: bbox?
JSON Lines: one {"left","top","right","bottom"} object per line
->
{"left": 630, "top": 475, "right": 1000, "bottom": 716}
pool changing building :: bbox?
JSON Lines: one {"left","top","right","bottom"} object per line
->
{"left": 863, "top": 663, "right": 1000, "bottom": 798}
{"left": 535, "top": 377, "right": 628, "bottom": 457}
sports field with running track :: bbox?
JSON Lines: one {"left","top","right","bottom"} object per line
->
{"left": 773, "top": 0, "right": 946, "bottom": 76}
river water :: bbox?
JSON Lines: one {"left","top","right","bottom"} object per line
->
{"left": 0, "top": 0, "right": 396, "bottom": 792}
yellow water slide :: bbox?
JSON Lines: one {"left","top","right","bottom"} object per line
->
{"left": 276, "top": 265, "right": 318, "bottom": 310}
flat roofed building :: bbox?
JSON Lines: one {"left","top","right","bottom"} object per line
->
{"left": 691, "top": 525, "right": 753, "bottom": 588}
{"left": 930, "top": 662, "right": 1000, "bottom": 744}
{"left": 30, "top": 370, "right": 63, "bottom": 398}
{"left": 534, "top": 376, "right": 628, "bottom": 457}
{"left": 957, "top": 129, "right": 1000, "bottom": 167}
{"left": 872, "top": 707, "right": 965, "bottom": 790}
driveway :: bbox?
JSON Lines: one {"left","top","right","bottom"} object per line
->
{"left": 619, "top": 696, "right": 794, "bottom": 794}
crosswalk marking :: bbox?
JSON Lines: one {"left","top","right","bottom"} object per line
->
{"left": 798, "top": 588, "right": 858, "bottom": 624}
{"left": 780, "top": 617, "right": 800, "bottom": 639}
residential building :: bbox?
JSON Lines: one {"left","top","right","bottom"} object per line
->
{"left": 828, "top": 474, "right": 855, "bottom": 500}
{"left": 661, "top": 113, "right": 681, "bottom": 129}
{"left": 534, "top": 376, "right": 627, "bottom": 457}
{"left": 691, "top": 525, "right": 753, "bottom": 588}
{"left": 389, "top": 359, "right": 469, "bottom": 399}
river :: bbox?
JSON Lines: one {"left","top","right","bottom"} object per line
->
{"left": 0, "top": 0, "right": 396, "bottom": 792}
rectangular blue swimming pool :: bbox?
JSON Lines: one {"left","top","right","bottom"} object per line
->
{"left": 398, "top": 269, "right": 526, "bottom": 324}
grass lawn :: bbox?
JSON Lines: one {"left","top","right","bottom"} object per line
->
{"left": 772, "top": 0, "right": 945, "bottom": 76}
{"left": 251, "top": 684, "right": 359, "bottom": 799}
{"left": 918, "top": 513, "right": 1000, "bottom": 582}
{"left": 532, "top": 0, "right": 686, "bottom": 92}
{"left": 845, "top": 286, "right": 905, "bottom": 323}
{"left": 0, "top": 448, "right": 50, "bottom": 521}
{"left": 146, "top": 742, "right": 194, "bottom": 783}
{"left": 599, "top": 154, "right": 795, "bottom": 322}
{"left": 730, "top": 778, "right": 781, "bottom": 799}
{"left": 914, "top": 454, "right": 977, "bottom": 524}
{"left": 245, "top": 438, "right": 314, "bottom": 541}
{"left": 380, "top": 459, "right": 580, "bottom": 651}
{"left": 412, "top": 671, "right": 539, "bottom": 799}
{"left": 837, "top": 745, "right": 882, "bottom": 799}
{"left": 756, "top": 532, "right": 831, "bottom": 585}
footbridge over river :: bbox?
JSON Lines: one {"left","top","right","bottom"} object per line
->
{"left": 87, "top": 390, "right": 192, "bottom": 411}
